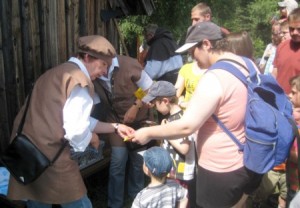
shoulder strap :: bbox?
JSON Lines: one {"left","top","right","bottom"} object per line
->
{"left": 211, "top": 57, "right": 260, "bottom": 85}
{"left": 209, "top": 59, "right": 249, "bottom": 151}
{"left": 17, "top": 86, "right": 33, "bottom": 135}
{"left": 50, "top": 139, "right": 69, "bottom": 165}
{"left": 212, "top": 115, "right": 244, "bottom": 151}
{"left": 241, "top": 57, "right": 260, "bottom": 83}
{"left": 209, "top": 60, "right": 248, "bottom": 86}
{"left": 16, "top": 84, "right": 68, "bottom": 165}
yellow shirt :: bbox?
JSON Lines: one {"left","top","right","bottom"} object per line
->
{"left": 179, "top": 62, "right": 205, "bottom": 102}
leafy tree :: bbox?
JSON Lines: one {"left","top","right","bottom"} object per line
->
{"left": 119, "top": 0, "right": 278, "bottom": 59}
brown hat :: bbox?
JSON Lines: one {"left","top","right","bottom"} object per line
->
{"left": 78, "top": 35, "right": 116, "bottom": 64}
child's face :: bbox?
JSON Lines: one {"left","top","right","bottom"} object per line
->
{"left": 289, "top": 85, "right": 300, "bottom": 107}
{"left": 152, "top": 98, "right": 170, "bottom": 115}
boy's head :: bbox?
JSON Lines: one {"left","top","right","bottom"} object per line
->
{"left": 280, "top": 20, "right": 291, "bottom": 41}
{"left": 289, "top": 75, "right": 300, "bottom": 107}
{"left": 142, "top": 81, "right": 178, "bottom": 115}
{"left": 143, "top": 146, "right": 172, "bottom": 179}
{"left": 191, "top": 3, "right": 211, "bottom": 25}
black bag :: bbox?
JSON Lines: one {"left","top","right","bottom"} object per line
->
{"left": 0, "top": 87, "right": 68, "bottom": 185}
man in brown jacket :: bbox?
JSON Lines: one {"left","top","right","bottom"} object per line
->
{"left": 7, "top": 36, "right": 133, "bottom": 208}
{"left": 93, "top": 55, "right": 153, "bottom": 208}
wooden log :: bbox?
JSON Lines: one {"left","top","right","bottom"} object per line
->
{"left": 56, "top": 0, "right": 67, "bottom": 63}
{"left": 65, "top": 0, "right": 80, "bottom": 57}
{"left": 0, "top": 0, "right": 17, "bottom": 151}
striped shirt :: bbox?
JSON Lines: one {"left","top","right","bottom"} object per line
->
{"left": 131, "top": 179, "right": 187, "bottom": 208}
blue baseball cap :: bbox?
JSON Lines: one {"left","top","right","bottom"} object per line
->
{"left": 143, "top": 147, "right": 172, "bottom": 177}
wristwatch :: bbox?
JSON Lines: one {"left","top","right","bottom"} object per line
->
{"left": 114, "top": 123, "right": 119, "bottom": 134}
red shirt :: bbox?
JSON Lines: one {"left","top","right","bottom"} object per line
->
{"left": 274, "top": 40, "right": 300, "bottom": 94}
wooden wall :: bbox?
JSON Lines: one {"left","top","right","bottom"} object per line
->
{"left": 0, "top": 0, "right": 120, "bottom": 153}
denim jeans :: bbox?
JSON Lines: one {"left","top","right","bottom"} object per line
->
{"left": 26, "top": 194, "right": 92, "bottom": 208}
{"left": 108, "top": 146, "right": 144, "bottom": 208}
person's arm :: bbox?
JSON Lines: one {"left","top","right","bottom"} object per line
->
{"left": 176, "top": 184, "right": 189, "bottom": 208}
{"left": 144, "top": 60, "right": 163, "bottom": 80}
{"left": 90, "top": 133, "right": 100, "bottom": 149}
{"left": 272, "top": 47, "right": 279, "bottom": 78}
{"left": 131, "top": 71, "right": 222, "bottom": 145}
{"left": 168, "top": 139, "right": 190, "bottom": 155}
{"left": 161, "top": 119, "right": 190, "bottom": 155}
{"left": 175, "top": 74, "right": 185, "bottom": 98}
{"left": 93, "top": 121, "right": 134, "bottom": 138}
{"left": 63, "top": 85, "right": 94, "bottom": 152}
{"left": 258, "top": 45, "right": 270, "bottom": 73}
{"left": 131, "top": 192, "right": 142, "bottom": 208}
{"left": 175, "top": 74, "right": 187, "bottom": 108}
{"left": 177, "top": 197, "right": 188, "bottom": 208}
{"left": 123, "top": 70, "right": 153, "bottom": 123}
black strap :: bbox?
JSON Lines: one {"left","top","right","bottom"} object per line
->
{"left": 50, "top": 139, "right": 69, "bottom": 165}
{"left": 16, "top": 84, "right": 68, "bottom": 165}
{"left": 16, "top": 86, "right": 33, "bottom": 135}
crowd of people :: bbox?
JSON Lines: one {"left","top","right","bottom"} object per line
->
{"left": 3, "top": 0, "right": 300, "bottom": 208}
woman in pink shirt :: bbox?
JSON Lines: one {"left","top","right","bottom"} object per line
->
{"left": 131, "top": 22, "right": 262, "bottom": 208}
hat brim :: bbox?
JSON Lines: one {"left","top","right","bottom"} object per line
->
{"left": 142, "top": 94, "right": 156, "bottom": 103}
{"left": 278, "top": 2, "right": 286, "bottom": 7}
{"left": 175, "top": 42, "right": 198, "bottom": 53}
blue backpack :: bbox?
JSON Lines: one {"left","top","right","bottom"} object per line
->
{"left": 210, "top": 57, "right": 295, "bottom": 174}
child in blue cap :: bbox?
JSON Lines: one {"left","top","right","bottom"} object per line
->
{"left": 131, "top": 146, "right": 188, "bottom": 208}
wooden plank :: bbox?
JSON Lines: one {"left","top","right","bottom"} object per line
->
{"left": 19, "top": 0, "right": 40, "bottom": 93}
{"left": 0, "top": 0, "right": 17, "bottom": 152}
{"left": 47, "top": 0, "right": 59, "bottom": 65}
{"left": 12, "top": 0, "right": 24, "bottom": 105}
{"left": 94, "top": 0, "right": 102, "bottom": 35}
{"left": 56, "top": 0, "right": 67, "bottom": 63}
{"left": 65, "top": 0, "right": 80, "bottom": 57}
{"left": 87, "top": 0, "right": 95, "bottom": 35}
{"left": 1, "top": 1, "right": 19, "bottom": 126}
{"left": 26, "top": 0, "right": 42, "bottom": 78}
{"left": 0, "top": 49, "right": 10, "bottom": 153}
{"left": 79, "top": 0, "right": 87, "bottom": 35}
{"left": 39, "top": 0, "right": 51, "bottom": 69}
{"left": 0, "top": 1, "right": 10, "bottom": 153}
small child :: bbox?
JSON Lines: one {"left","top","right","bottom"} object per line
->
{"left": 141, "top": 81, "right": 196, "bottom": 207}
{"left": 131, "top": 146, "right": 188, "bottom": 208}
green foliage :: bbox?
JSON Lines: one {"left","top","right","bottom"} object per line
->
{"left": 119, "top": 0, "right": 279, "bottom": 59}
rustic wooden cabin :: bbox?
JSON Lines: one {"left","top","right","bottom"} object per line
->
{"left": 0, "top": 0, "right": 155, "bottom": 177}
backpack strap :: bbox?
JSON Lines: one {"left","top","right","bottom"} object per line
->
{"left": 212, "top": 57, "right": 260, "bottom": 85}
{"left": 241, "top": 57, "right": 260, "bottom": 84}
{"left": 212, "top": 115, "right": 244, "bottom": 151}
{"left": 209, "top": 59, "right": 252, "bottom": 151}
{"left": 209, "top": 61, "right": 248, "bottom": 86}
